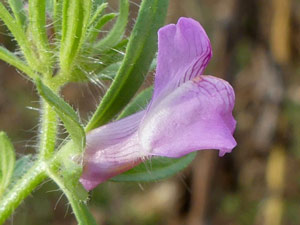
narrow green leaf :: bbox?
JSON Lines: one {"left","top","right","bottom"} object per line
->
{"left": 0, "top": 46, "right": 37, "bottom": 79}
{"left": 150, "top": 57, "right": 157, "bottom": 72}
{"left": 46, "top": 0, "right": 54, "bottom": 14}
{"left": 60, "top": 0, "right": 92, "bottom": 75}
{"left": 28, "top": 0, "right": 50, "bottom": 49}
{"left": 98, "top": 58, "right": 156, "bottom": 81}
{"left": 97, "top": 61, "right": 122, "bottom": 80}
{"left": 87, "top": 13, "right": 117, "bottom": 43}
{"left": 8, "top": 0, "right": 26, "bottom": 28}
{"left": 65, "top": 37, "right": 127, "bottom": 83}
{"left": 28, "top": 0, "right": 52, "bottom": 73}
{"left": 12, "top": 155, "right": 33, "bottom": 182}
{"left": 52, "top": 0, "right": 63, "bottom": 40}
{"left": 0, "top": 132, "right": 16, "bottom": 197}
{"left": 36, "top": 79, "right": 85, "bottom": 151}
{"left": 96, "top": 38, "right": 129, "bottom": 65}
{"left": 88, "top": 3, "right": 108, "bottom": 27}
{"left": 112, "top": 153, "right": 196, "bottom": 182}
{"left": 118, "top": 87, "right": 153, "bottom": 118}
{"left": 7, "top": 155, "right": 33, "bottom": 191}
{"left": 82, "top": 0, "right": 92, "bottom": 23}
{"left": 93, "top": 0, "right": 106, "bottom": 10}
{"left": 0, "top": 2, "right": 39, "bottom": 70}
{"left": 94, "top": 0, "right": 129, "bottom": 51}
{"left": 60, "top": 0, "right": 83, "bottom": 72}
{"left": 86, "top": 0, "right": 169, "bottom": 131}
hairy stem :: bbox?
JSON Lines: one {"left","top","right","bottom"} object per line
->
{"left": 39, "top": 97, "right": 58, "bottom": 160}
{"left": 0, "top": 90, "right": 59, "bottom": 224}
{"left": 0, "top": 161, "right": 47, "bottom": 224}
{"left": 47, "top": 169, "right": 97, "bottom": 225}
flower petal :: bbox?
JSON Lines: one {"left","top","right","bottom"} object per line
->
{"left": 80, "top": 111, "right": 145, "bottom": 190}
{"left": 140, "top": 75, "right": 236, "bottom": 158}
{"left": 152, "top": 17, "right": 212, "bottom": 102}
{"left": 80, "top": 18, "right": 237, "bottom": 190}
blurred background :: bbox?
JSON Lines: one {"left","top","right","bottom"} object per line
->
{"left": 1, "top": 0, "right": 300, "bottom": 224}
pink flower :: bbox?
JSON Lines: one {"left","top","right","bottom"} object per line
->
{"left": 80, "top": 17, "right": 237, "bottom": 190}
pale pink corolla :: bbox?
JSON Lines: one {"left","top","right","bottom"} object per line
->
{"left": 80, "top": 17, "right": 237, "bottom": 190}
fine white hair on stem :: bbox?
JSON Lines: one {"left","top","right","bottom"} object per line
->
{"left": 46, "top": 188, "right": 62, "bottom": 194}
{"left": 129, "top": 0, "right": 141, "bottom": 8}
{"left": 64, "top": 204, "right": 70, "bottom": 218}
{"left": 177, "top": 173, "right": 192, "bottom": 194}
{"left": 138, "top": 183, "right": 145, "bottom": 191}
{"left": 110, "top": 47, "right": 125, "bottom": 56}
{"left": 36, "top": 177, "right": 53, "bottom": 191}
{"left": 26, "top": 106, "right": 40, "bottom": 111}
{"left": 54, "top": 192, "right": 65, "bottom": 211}
{"left": 85, "top": 82, "right": 104, "bottom": 108}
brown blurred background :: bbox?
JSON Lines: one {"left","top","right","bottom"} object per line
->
{"left": 1, "top": 0, "right": 300, "bottom": 224}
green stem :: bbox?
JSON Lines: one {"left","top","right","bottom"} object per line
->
{"left": 0, "top": 161, "right": 47, "bottom": 224}
{"left": 39, "top": 97, "right": 58, "bottom": 160}
{"left": 0, "top": 87, "right": 60, "bottom": 224}
{"left": 47, "top": 169, "right": 97, "bottom": 225}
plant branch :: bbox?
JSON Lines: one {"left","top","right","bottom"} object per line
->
{"left": 0, "top": 161, "right": 47, "bottom": 224}
{"left": 38, "top": 97, "right": 58, "bottom": 160}
{"left": 47, "top": 168, "right": 97, "bottom": 225}
{"left": 0, "top": 2, "right": 39, "bottom": 71}
{"left": 0, "top": 46, "right": 37, "bottom": 80}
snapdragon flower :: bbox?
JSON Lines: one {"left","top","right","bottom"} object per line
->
{"left": 80, "top": 17, "right": 237, "bottom": 190}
